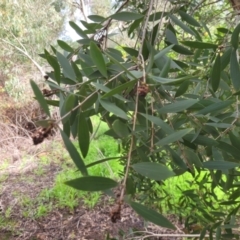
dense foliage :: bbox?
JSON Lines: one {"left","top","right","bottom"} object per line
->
{"left": 31, "top": 0, "right": 240, "bottom": 238}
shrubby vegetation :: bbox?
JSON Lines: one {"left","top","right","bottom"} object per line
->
{"left": 19, "top": 0, "right": 240, "bottom": 238}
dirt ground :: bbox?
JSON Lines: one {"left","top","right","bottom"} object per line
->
{"left": 0, "top": 136, "right": 188, "bottom": 240}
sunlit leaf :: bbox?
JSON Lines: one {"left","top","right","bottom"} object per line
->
{"left": 154, "top": 45, "right": 174, "bottom": 61}
{"left": 65, "top": 176, "right": 117, "bottom": 191}
{"left": 130, "top": 202, "right": 176, "bottom": 229}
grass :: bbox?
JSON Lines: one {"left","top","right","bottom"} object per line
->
{"left": 34, "top": 116, "right": 123, "bottom": 213}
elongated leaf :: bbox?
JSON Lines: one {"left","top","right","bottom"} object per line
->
{"left": 81, "top": 92, "right": 98, "bottom": 111}
{"left": 229, "top": 131, "right": 240, "bottom": 149}
{"left": 230, "top": 49, "right": 240, "bottom": 91}
{"left": 231, "top": 23, "right": 240, "bottom": 49}
{"left": 99, "top": 99, "right": 128, "bottom": 120}
{"left": 111, "top": 12, "right": 144, "bottom": 21}
{"left": 156, "top": 128, "right": 193, "bottom": 146}
{"left": 93, "top": 83, "right": 127, "bottom": 102}
{"left": 88, "top": 15, "right": 105, "bottom": 22}
{"left": 112, "top": 119, "right": 129, "bottom": 138}
{"left": 168, "top": 148, "right": 187, "bottom": 169}
{"left": 86, "top": 156, "right": 124, "bottom": 168}
{"left": 196, "top": 100, "right": 233, "bottom": 115}
{"left": 69, "top": 21, "right": 88, "bottom": 39}
{"left": 130, "top": 202, "right": 176, "bottom": 229}
{"left": 154, "top": 45, "right": 174, "bottom": 61}
{"left": 140, "top": 113, "right": 173, "bottom": 134}
{"left": 221, "top": 47, "right": 231, "bottom": 70}
{"left": 65, "top": 176, "right": 117, "bottom": 191}
{"left": 211, "top": 54, "right": 221, "bottom": 92}
{"left": 184, "top": 134, "right": 218, "bottom": 146}
{"left": 56, "top": 51, "right": 76, "bottom": 81}
{"left": 181, "top": 41, "right": 218, "bottom": 49}
{"left": 102, "top": 79, "right": 138, "bottom": 99}
{"left": 175, "top": 80, "right": 190, "bottom": 97}
{"left": 90, "top": 41, "right": 108, "bottom": 78}
{"left": 65, "top": 94, "right": 76, "bottom": 112}
{"left": 169, "top": 14, "right": 196, "bottom": 36}
{"left": 57, "top": 40, "right": 73, "bottom": 52}
{"left": 203, "top": 161, "right": 239, "bottom": 170}
{"left": 44, "top": 50, "right": 61, "bottom": 84}
{"left": 158, "top": 99, "right": 198, "bottom": 113}
{"left": 172, "top": 44, "right": 193, "bottom": 55}
{"left": 78, "top": 114, "right": 90, "bottom": 158}
{"left": 150, "top": 75, "right": 192, "bottom": 85}
{"left": 179, "top": 10, "right": 200, "bottom": 27}
{"left": 30, "top": 80, "right": 50, "bottom": 117}
{"left": 132, "top": 162, "right": 175, "bottom": 181}
{"left": 60, "top": 130, "right": 88, "bottom": 175}
{"left": 205, "top": 123, "right": 232, "bottom": 128}
{"left": 217, "top": 141, "right": 240, "bottom": 158}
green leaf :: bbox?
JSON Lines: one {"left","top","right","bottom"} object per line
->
{"left": 88, "top": 15, "right": 105, "bottom": 22}
{"left": 156, "top": 128, "right": 193, "bottom": 146}
{"left": 64, "top": 94, "right": 76, "bottom": 113}
{"left": 130, "top": 201, "right": 176, "bottom": 230}
{"left": 56, "top": 51, "right": 76, "bottom": 81}
{"left": 44, "top": 50, "right": 61, "bottom": 84}
{"left": 101, "top": 79, "right": 138, "bottom": 99}
{"left": 172, "top": 44, "right": 193, "bottom": 55}
{"left": 231, "top": 23, "right": 240, "bottom": 49}
{"left": 90, "top": 41, "right": 108, "bottom": 78}
{"left": 140, "top": 113, "right": 173, "bottom": 134}
{"left": 181, "top": 41, "right": 218, "bottom": 49}
{"left": 205, "top": 123, "right": 232, "bottom": 128}
{"left": 184, "top": 149, "right": 203, "bottom": 167}
{"left": 229, "top": 131, "right": 240, "bottom": 149}
{"left": 175, "top": 80, "right": 190, "bottom": 97}
{"left": 154, "top": 44, "right": 174, "bottom": 61}
{"left": 168, "top": 148, "right": 187, "bottom": 169}
{"left": 112, "top": 119, "right": 129, "bottom": 138}
{"left": 196, "top": 100, "right": 233, "bottom": 115}
{"left": 202, "top": 161, "right": 239, "bottom": 170}
{"left": 78, "top": 114, "right": 90, "bottom": 158}
{"left": 221, "top": 47, "right": 231, "bottom": 71}
{"left": 132, "top": 162, "right": 175, "bottom": 181}
{"left": 57, "top": 40, "right": 74, "bottom": 52}
{"left": 81, "top": 92, "right": 98, "bottom": 111}
{"left": 158, "top": 99, "right": 198, "bottom": 113}
{"left": 60, "top": 130, "right": 88, "bottom": 175}
{"left": 230, "top": 49, "right": 240, "bottom": 91}
{"left": 169, "top": 14, "right": 196, "bottom": 36}
{"left": 217, "top": 141, "right": 240, "bottom": 158}
{"left": 30, "top": 80, "right": 51, "bottom": 117}
{"left": 150, "top": 75, "right": 192, "bottom": 85}
{"left": 86, "top": 156, "right": 124, "bottom": 168}
{"left": 99, "top": 99, "right": 128, "bottom": 120}
{"left": 65, "top": 176, "right": 117, "bottom": 191}
{"left": 179, "top": 10, "right": 200, "bottom": 27}
{"left": 110, "top": 12, "right": 144, "bottom": 21}
{"left": 69, "top": 21, "right": 88, "bottom": 39}
{"left": 211, "top": 54, "right": 221, "bottom": 92}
